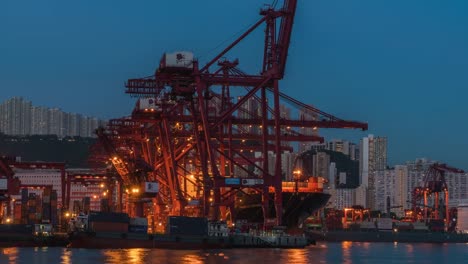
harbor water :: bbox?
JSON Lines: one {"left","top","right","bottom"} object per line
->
{"left": 0, "top": 242, "right": 466, "bottom": 263}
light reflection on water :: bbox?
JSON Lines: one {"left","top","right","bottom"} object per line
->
{"left": 2, "top": 248, "right": 18, "bottom": 264}
{"left": 102, "top": 248, "right": 150, "bottom": 264}
{"left": 285, "top": 249, "right": 308, "bottom": 264}
{"left": 0, "top": 243, "right": 466, "bottom": 264}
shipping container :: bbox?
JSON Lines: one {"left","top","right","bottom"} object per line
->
{"left": 130, "top": 217, "right": 148, "bottom": 226}
{"left": 42, "top": 205, "right": 51, "bottom": 221}
{"left": 160, "top": 51, "right": 194, "bottom": 69}
{"left": 142, "top": 182, "right": 159, "bottom": 193}
{"left": 21, "top": 189, "right": 28, "bottom": 200}
{"left": 128, "top": 225, "right": 148, "bottom": 233}
{"left": 0, "top": 178, "right": 8, "bottom": 190}
{"left": 376, "top": 218, "right": 393, "bottom": 230}
{"left": 90, "top": 222, "right": 129, "bottom": 233}
{"left": 395, "top": 221, "right": 413, "bottom": 231}
{"left": 360, "top": 221, "right": 376, "bottom": 230}
{"left": 51, "top": 213, "right": 58, "bottom": 226}
{"left": 138, "top": 98, "right": 161, "bottom": 111}
{"left": 166, "top": 216, "right": 208, "bottom": 236}
{"left": 14, "top": 203, "right": 22, "bottom": 222}
{"left": 100, "top": 199, "right": 110, "bottom": 212}
{"left": 83, "top": 197, "right": 91, "bottom": 213}
{"left": 43, "top": 187, "right": 52, "bottom": 196}
{"left": 457, "top": 204, "right": 468, "bottom": 233}
{"left": 0, "top": 224, "right": 34, "bottom": 234}
{"left": 73, "top": 200, "right": 82, "bottom": 213}
{"left": 429, "top": 219, "right": 445, "bottom": 232}
{"left": 88, "top": 211, "right": 130, "bottom": 224}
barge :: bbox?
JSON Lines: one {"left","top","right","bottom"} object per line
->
{"left": 67, "top": 212, "right": 312, "bottom": 249}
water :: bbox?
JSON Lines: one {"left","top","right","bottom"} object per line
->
{"left": 0, "top": 242, "right": 466, "bottom": 264}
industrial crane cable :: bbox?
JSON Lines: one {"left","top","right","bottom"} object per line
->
{"left": 265, "top": 87, "right": 343, "bottom": 121}
{"left": 224, "top": 65, "right": 342, "bottom": 122}
{"left": 198, "top": 16, "right": 265, "bottom": 63}
{"left": 272, "top": 0, "right": 279, "bottom": 8}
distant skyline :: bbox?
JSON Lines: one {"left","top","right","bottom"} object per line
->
{"left": 1, "top": 0, "right": 467, "bottom": 170}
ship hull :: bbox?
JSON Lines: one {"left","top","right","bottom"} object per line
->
{"left": 68, "top": 232, "right": 312, "bottom": 249}
{"left": 235, "top": 192, "right": 331, "bottom": 228}
{"left": 68, "top": 232, "right": 231, "bottom": 249}
{"left": 308, "top": 230, "right": 468, "bottom": 243}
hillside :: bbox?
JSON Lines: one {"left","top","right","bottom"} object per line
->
{"left": 0, "top": 134, "right": 95, "bottom": 168}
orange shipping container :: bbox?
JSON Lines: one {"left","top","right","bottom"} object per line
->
{"left": 14, "top": 205, "right": 22, "bottom": 221}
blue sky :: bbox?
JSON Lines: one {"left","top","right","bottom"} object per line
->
{"left": 1, "top": 0, "right": 467, "bottom": 170}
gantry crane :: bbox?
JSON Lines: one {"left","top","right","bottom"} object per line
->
{"left": 412, "top": 163, "right": 464, "bottom": 226}
{"left": 95, "top": 0, "right": 368, "bottom": 226}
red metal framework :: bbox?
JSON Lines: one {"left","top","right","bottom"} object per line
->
{"left": 412, "top": 163, "right": 464, "bottom": 225}
{"left": 94, "top": 0, "right": 368, "bottom": 226}
{"left": 0, "top": 157, "right": 19, "bottom": 195}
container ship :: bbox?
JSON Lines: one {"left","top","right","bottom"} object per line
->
{"left": 235, "top": 176, "right": 331, "bottom": 228}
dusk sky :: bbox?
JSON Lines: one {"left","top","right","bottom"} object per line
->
{"left": 1, "top": 0, "right": 467, "bottom": 170}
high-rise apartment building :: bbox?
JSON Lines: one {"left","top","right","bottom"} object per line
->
{"left": 312, "top": 152, "right": 330, "bottom": 178}
{"left": 360, "top": 134, "right": 387, "bottom": 209}
{"left": 298, "top": 106, "right": 319, "bottom": 153}
{"left": 238, "top": 97, "right": 261, "bottom": 135}
{"left": 330, "top": 188, "right": 355, "bottom": 209}
{"left": 31, "top": 106, "right": 49, "bottom": 135}
{"left": 328, "top": 139, "right": 359, "bottom": 161}
{"left": 0, "top": 97, "right": 106, "bottom": 137}
{"left": 0, "top": 97, "right": 32, "bottom": 135}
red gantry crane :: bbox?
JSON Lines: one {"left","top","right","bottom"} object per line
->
{"left": 95, "top": 0, "right": 368, "bottom": 227}
{"left": 412, "top": 163, "right": 464, "bottom": 228}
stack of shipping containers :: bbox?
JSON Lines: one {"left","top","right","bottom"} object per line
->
{"left": 82, "top": 197, "right": 91, "bottom": 214}
{"left": 50, "top": 190, "right": 58, "bottom": 226}
{"left": 13, "top": 200, "right": 21, "bottom": 224}
{"left": 100, "top": 198, "right": 110, "bottom": 212}
{"left": 73, "top": 200, "right": 82, "bottom": 214}
{"left": 27, "top": 193, "right": 37, "bottom": 224}
{"left": 21, "top": 189, "right": 28, "bottom": 224}
{"left": 42, "top": 187, "right": 51, "bottom": 224}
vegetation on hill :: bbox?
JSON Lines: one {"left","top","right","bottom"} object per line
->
{"left": 0, "top": 133, "right": 95, "bottom": 168}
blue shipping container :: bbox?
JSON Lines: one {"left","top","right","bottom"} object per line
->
{"left": 128, "top": 225, "right": 148, "bottom": 233}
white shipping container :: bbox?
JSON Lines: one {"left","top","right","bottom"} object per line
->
{"left": 360, "top": 221, "right": 376, "bottom": 229}
{"left": 457, "top": 204, "right": 468, "bottom": 233}
{"left": 161, "top": 51, "right": 194, "bottom": 68}
{"left": 376, "top": 218, "right": 393, "bottom": 230}
{"left": 241, "top": 179, "right": 256, "bottom": 186}
{"left": 143, "top": 182, "right": 159, "bottom": 193}
{"left": 138, "top": 98, "right": 159, "bottom": 110}
{"left": 413, "top": 222, "right": 429, "bottom": 230}
{"left": 0, "top": 178, "right": 7, "bottom": 190}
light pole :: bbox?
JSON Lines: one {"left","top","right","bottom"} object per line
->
{"left": 293, "top": 169, "right": 302, "bottom": 193}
